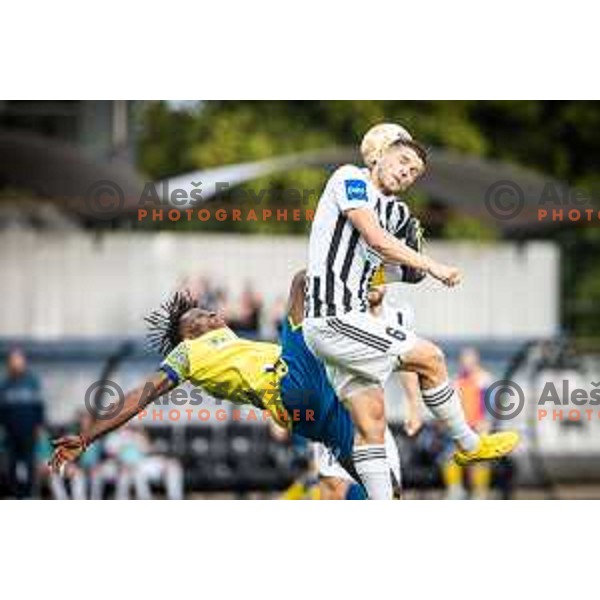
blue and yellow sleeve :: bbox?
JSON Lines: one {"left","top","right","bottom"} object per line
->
{"left": 160, "top": 342, "right": 190, "bottom": 385}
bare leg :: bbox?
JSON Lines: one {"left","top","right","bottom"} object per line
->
{"left": 319, "top": 477, "right": 350, "bottom": 500}
{"left": 401, "top": 339, "right": 479, "bottom": 452}
{"left": 346, "top": 386, "right": 393, "bottom": 500}
{"left": 397, "top": 371, "right": 423, "bottom": 437}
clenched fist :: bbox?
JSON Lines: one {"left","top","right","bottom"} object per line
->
{"left": 427, "top": 261, "right": 463, "bottom": 287}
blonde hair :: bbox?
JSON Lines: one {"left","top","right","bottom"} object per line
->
{"left": 360, "top": 123, "right": 413, "bottom": 169}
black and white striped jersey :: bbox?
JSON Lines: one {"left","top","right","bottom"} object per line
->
{"left": 305, "top": 164, "right": 411, "bottom": 319}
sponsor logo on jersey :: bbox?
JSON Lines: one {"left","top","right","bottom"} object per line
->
{"left": 207, "top": 332, "right": 232, "bottom": 347}
{"left": 344, "top": 179, "right": 368, "bottom": 202}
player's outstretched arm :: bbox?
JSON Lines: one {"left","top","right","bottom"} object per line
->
{"left": 50, "top": 371, "right": 176, "bottom": 472}
{"left": 346, "top": 207, "right": 462, "bottom": 287}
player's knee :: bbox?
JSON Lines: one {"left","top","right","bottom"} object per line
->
{"left": 418, "top": 342, "right": 447, "bottom": 387}
{"left": 408, "top": 339, "right": 446, "bottom": 379}
{"left": 428, "top": 342, "right": 446, "bottom": 373}
{"left": 355, "top": 400, "right": 386, "bottom": 443}
{"left": 369, "top": 395, "right": 386, "bottom": 423}
{"left": 320, "top": 477, "right": 348, "bottom": 500}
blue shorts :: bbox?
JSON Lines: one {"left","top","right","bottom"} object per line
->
{"left": 279, "top": 317, "right": 355, "bottom": 461}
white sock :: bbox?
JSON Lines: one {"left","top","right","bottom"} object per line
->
{"left": 352, "top": 444, "right": 393, "bottom": 500}
{"left": 422, "top": 381, "right": 479, "bottom": 451}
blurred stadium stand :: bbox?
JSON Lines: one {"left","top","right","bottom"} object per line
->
{"left": 4, "top": 333, "right": 600, "bottom": 497}
{"left": 0, "top": 232, "right": 558, "bottom": 341}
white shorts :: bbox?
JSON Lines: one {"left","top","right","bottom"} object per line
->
{"left": 381, "top": 298, "right": 415, "bottom": 331}
{"left": 303, "top": 310, "right": 417, "bottom": 399}
{"left": 317, "top": 427, "right": 401, "bottom": 488}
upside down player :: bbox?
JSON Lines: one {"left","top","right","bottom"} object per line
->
{"left": 49, "top": 281, "right": 401, "bottom": 495}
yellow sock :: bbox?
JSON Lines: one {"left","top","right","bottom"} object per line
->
{"left": 471, "top": 464, "right": 491, "bottom": 499}
{"left": 280, "top": 481, "right": 307, "bottom": 500}
{"left": 308, "top": 484, "right": 321, "bottom": 500}
{"left": 443, "top": 460, "right": 463, "bottom": 488}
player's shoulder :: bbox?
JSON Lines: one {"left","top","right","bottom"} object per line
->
{"left": 159, "top": 340, "right": 191, "bottom": 384}
{"left": 333, "top": 163, "right": 367, "bottom": 178}
{"left": 163, "top": 340, "right": 190, "bottom": 364}
{"left": 329, "top": 164, "right": 369, "bottom": 187}
{"left": 327, "top": 164, "right": 375, "bottom": 206}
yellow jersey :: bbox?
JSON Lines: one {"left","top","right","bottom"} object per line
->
{"left": 370, "top": 265, "right": 386, "bottom": 287}
{"left": 160, "top": 327, "right": 289, "bottom": 426}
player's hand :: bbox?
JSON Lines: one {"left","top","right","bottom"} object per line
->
{"left": 49, "top": 434, "right": 88, "bottom": 473}
{"left": 426, "top": 260, "right": 462, "bottom": 287}
{"left": 404, "top": 415, "right": 424, "bottom": 437}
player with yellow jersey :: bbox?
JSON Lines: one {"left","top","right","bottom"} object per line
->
{"left": 159, "top": 324, "right": 291, "bottom": 428}
{"left": 49, "top": 285, "right": 365, "bottom": 484}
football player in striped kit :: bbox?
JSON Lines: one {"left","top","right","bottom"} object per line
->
{"left": 303, "top": 123, "right": 519, "bottom": 499}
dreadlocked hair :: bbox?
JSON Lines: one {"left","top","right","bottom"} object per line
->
{"left": 145, "top": 291, "right": 198, "bottom": 356}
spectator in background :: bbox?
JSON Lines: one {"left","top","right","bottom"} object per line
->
{"left": 412, "top": 420, "right": 448, "bottom": 495}
{"left": 178, "top": 275, "right": 233, "bottom": 322}
{"left": 213, "top": 287, "right": 231, "bottom": 320}
{"left": 34, "top": 425, "right": 78, "bottom": 500}
{"left": 197, "top": 276, "right": 220, "bottom": 310}
{"left": 128, "top": 424, "right": 184, "bottom": 500}
{"left": 93, "top": 423, "right": 183, "bottom": 499}
{"left": 178, "top": 273, "right": 280, "bottom": 337}
{"left": 238, "top": 281, "right": 263, "bottom": 331}
{"left": 0, "top": 348, "right": 45, "bottom": 498}
{"left": 75, "top": 411, "right": 104, "bottom": 494}
{"left": 177, "top": 275, "right": 205, "bottom": 307}
{"left": 268, "top": 295, "right": 286, "bottom": 339}
{"left": 442, "top": 347, "right": 493, "bottom": 499}
{"left": 35, "top": 412, "right": 104, "bottom": 499}
{"left": 268, "top": 420, "right": 319, "bottom": 500}
{"left": 0, "top": 425, "right": 10, "bottom": 496}
{"left": 228, "top": 281, "right": 263, "bottom": 333}
{"left": 91, "top": 424, "right": 141, "bottom": 499}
